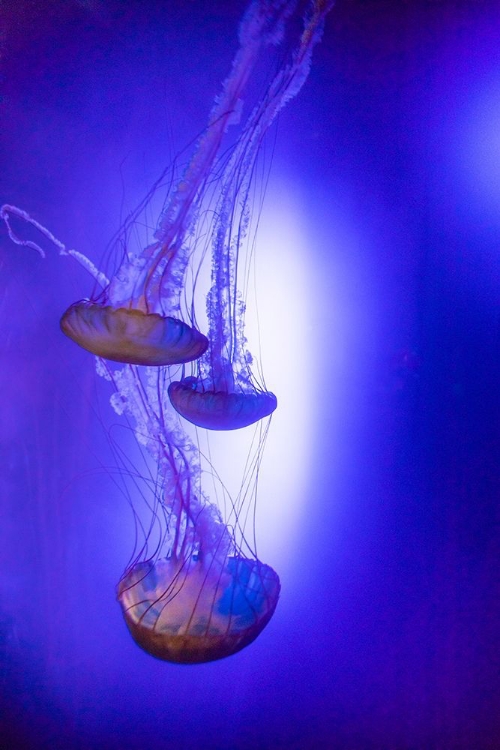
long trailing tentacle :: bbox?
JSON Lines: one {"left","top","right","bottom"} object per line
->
{"left": 0, "top": 204, "right": 109, "bottom": 288}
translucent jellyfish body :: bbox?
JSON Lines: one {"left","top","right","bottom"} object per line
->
{"left": 118, "top": 556, "right": 280, "bottom": 664}
{"left": 168, "top": 377, "right": 277, "bottom": 431}
{"left": 56, "top": 233, "right": 210, "bottom": 366}
{"left": 57, "top": 2, "right": 301, "bottom": 366}
{"left": 169, "top": 0, "right": 332, "bottom": 429}
{"left": 60, "top": 303, "right": 208, "bottom": 366}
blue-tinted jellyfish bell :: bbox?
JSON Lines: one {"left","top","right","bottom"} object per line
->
{"left": 118, "top": 550, "right": 280, "bottom": 664}
{"left": 168, "top": 376, "right": 277, "bottom": 432}
{"left": 169, "top": 0, "right": 333, "bottom": 430}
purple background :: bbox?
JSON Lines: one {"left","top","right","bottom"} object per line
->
{"left": 1, "top": 1, "right": 500, "bottom": 748}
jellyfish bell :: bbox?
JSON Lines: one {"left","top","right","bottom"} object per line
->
{"left": 118, "top": 554, "right": 280, "bottom": 664}
{"left": 60, "top": 301, "right": 208, "bottom": 366}
{"left": 59, "top": 3, "right": 298, "bottom": 367}
{"left": 166, "top": 0, "right": 333, "bottom": 429}
{"left": 113, "top": 421, "right": 281, "bottom": 664}
{"left": 168, "top": 376, "right": 277, "bottom": 431}
{"left": 112, "top": 419, "right": 281, "bottom": 664}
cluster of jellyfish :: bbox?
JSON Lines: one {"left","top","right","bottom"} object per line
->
{"left": 2, "top": 0, "right": 332, "bottom": 664}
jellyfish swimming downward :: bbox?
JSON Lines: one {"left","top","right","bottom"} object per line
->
{"left": 0, "top": 205, "right": 281, "bottom": 663}
{"left": 59, "top": 0, "right": 301, "bottom": 368}
{"left": 108, "top": 362, "right": 280, "bottom": 663}
{"left": 168, "top": 0, "right": 333, "bottom": 430}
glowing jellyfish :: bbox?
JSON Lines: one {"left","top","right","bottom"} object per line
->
{"left": 58, "top": 1, "right": 305, "bottom": 367}
{"left": 169, "top": 0, "right": 333, "bottom": 430}
{"left": 119, "top": 557, "right": 279, "bottom": 663}
{"left": 101, "top": 360, "right": 280, "bottom": 664}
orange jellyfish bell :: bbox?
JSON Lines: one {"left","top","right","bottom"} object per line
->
{"left": 58, "top": 0, "right": 290, "bottom": 367}
{"left": 117, "top": 555, "right": 280, "bottom": 664}
{"left": 168, "top": 377, "right": 277, "bottom": 430}
{"left": 60, "top": 301, "right": 208, "bottom": 366}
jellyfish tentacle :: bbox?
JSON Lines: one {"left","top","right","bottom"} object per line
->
{"left": 60, "top": 3, "right": 304, "bottom": 366}
{"left": 0, "top": 204, "right": 109, "bottom": 287}
{"left": 1, "top": 204, "right": 46, "bottom": 258}
{"left": 64, "top": 249, "right": 109, "bottom": 288}
{"left": 170, "top": 0, "right": 333, "bottom": 430}
{"left": 106, "top": 0, "right": 299, "bottom": 316}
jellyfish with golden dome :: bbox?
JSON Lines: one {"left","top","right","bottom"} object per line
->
{"left": 58, "top": 1, "right": 312, "bottom": 368}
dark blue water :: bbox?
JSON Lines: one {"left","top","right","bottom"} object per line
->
{"left": 1, "top": 1, "right": 500, "bottom": 748}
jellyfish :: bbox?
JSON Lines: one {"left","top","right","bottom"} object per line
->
{"left": 101, "top": 360, "right": 280, "bottom": 664}
{"left": 58, "top": 1, "right": 304, "bottom": 367}
{"left": 119, "top": 556, "right": 279, "bottom": 664}
{"left": 168, "top": 0, "right": 334, "bottom": 430}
